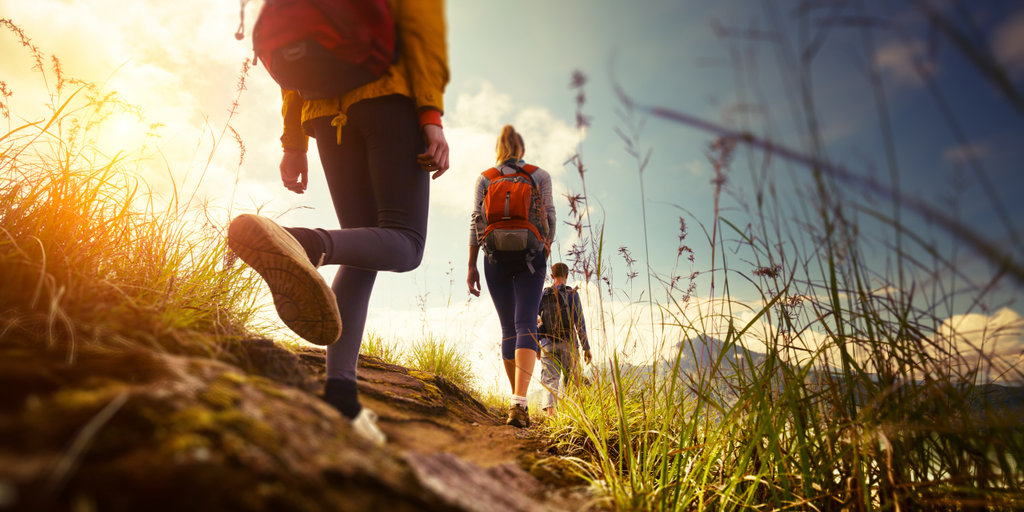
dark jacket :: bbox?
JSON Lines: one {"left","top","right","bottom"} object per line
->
{"left": 538, "top": 284, "right": 589, "bottom": 351}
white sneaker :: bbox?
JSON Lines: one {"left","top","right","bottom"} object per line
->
{"left": 351, "top": 408, "right": 386, "bottom": 447}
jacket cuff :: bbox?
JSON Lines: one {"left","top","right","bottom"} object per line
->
{"left": 280, "top": 133, "right": 308, "bottom": 152}
{"left": 418, "top": 107, "right": 443, "bottom": 128}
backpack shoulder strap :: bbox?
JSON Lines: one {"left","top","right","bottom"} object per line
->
{"left": 504, "top": 163, "right": 538, "bottom": 187}
{"left": 482, "top": 167, "right": 500, "bottom": 180}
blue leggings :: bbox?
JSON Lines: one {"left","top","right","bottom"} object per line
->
{"left": 308, "top": 95, "right": 429, "bottom": 381}
{"left": 483, "top": 252, "right": 547, "bottom": 360}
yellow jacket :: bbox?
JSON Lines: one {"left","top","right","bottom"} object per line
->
{"left": 279, "top": 0, "right": 449, "bottom": 151}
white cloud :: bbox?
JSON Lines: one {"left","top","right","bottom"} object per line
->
{"left": 993, "top": 10, "right": 1024, "bottom": 78}
{"left": 1, "top": 1, "right": 582, "bottom": 234}
{"left": 437, "top": 81, "right": 579, "bottom": 215}
{"left": 869, "top": 285, "right": 902, "bottom": 298}
{"left": 446, "top": 81, "right": 515, "bottom": 131}
{"left": 875, "top": 41, "right": 934, "bottom": 88}
{"left": 1, "top": 0, "right": 280, "bottom": 211}
{"left": 936, "top": 307, "right": 1024, "bottom": 384}
{"left": 606, "top": 283, "right": 1024, "bottom": 387}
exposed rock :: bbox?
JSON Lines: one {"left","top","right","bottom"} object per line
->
{"left": 229, "top": 338, "right": 317, "bottom": 393}
{"left": 0, "top": 340, "right": 600, "bottom": 511}
{"left": 406, "top": 453, "right": 547, "bottom": 512}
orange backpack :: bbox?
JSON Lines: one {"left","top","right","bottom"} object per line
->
{"left": 479, "top": 164, "right": 548, "bottom": 264}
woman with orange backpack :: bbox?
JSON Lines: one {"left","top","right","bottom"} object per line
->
{"left": 228, "top": 0, "right": 449, "bottom": 446}
{"left": 467, "top": 124, "right": 556, "bottom": 428}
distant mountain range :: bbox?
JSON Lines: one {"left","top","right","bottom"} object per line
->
{"left": 977, "top": 382, "right": 1024, "bottom": 410}
{"left": 590, "top": 335, "right": 768, "bottom": 382}
{"left": 577, "top": 336, "right": 1024, "bottom": 423}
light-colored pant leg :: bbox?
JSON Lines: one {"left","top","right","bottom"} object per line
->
{"left": 562, "top": 345, "right": 580, "bottom": 389}
{"left": 540, "top": 340, "right": 562, "bottom": 409}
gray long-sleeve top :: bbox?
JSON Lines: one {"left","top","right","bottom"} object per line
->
{"left": 469, "top": 160, "right": 556, "bottom": 247}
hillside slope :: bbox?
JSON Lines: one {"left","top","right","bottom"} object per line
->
{"left": 0, "top": 339, "right": 598, "bottom": 511}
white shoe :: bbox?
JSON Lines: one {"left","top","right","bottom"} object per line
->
{"left": 351, "top": 408, "right": 386, "bottom": 447}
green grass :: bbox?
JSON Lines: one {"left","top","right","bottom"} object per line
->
{"left": 360, "top": 331, "right": 478, "bottom": 391}
{"left": 4, "top": 15, "right": 1022, "bottom": 512}
{"left": 476, "top": 385, "right": 512, "bottom": 414}
{"left": 405, "top": 334, "right": 476, "bottom": 390}
{"left": 543, "top": 14, "right": 1024, "bottom": 508}
{"left": 0, "top": 21, "right": 264, "bottom": 365}
{"left": 360, "top": 330, "right": 403, "bottom": 365}
{"left": 0, "top": 19, "right": 482, "bottom": 439}
{"left": 360, "top": 330, "right": 479, "bottom": 393}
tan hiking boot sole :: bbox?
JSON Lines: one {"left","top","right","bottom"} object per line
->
{"left": 228, "top": 214, "right": 341, "bottom": 345}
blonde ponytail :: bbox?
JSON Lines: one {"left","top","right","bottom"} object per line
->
{"left": 495, "top": 124, "right": 525, "bottom": 164}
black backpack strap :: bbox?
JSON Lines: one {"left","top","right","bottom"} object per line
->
{"left": 558, "top": 285, "right": 571, "bottom": 326}
{"left": 504, "top": 162, "right": 538, "bottom": 188}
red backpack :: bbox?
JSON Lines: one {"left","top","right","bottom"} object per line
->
{"left": 478, "top": 164, "right": 549, "bottom": 266}
{"left": 250, "top": 0, "right": 396, "bottom": 99}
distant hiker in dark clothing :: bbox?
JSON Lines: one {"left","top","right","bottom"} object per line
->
{"left": 228, "top": 0, "right": 449, "bottom": 447}
{"left": 468, "top": 125, "right": 556, "bottom": 428}
{"left": 538, "top": 262, "right": 591, "bottom": 416}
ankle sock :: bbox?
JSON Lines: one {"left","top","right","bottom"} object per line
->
{"left": 324, "top": 378, "right": 362, "bottom": 419}
{"left": 510, "top": 394, "right": 528, "bottom": 409}
{"left": 284, "top": 227, "right": 328, "bottom": 266}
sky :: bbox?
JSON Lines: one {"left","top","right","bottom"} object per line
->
{"left": 2, "top": 0, "right": 1023, "bottom": 389}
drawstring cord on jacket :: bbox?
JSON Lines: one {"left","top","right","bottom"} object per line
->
{"left": 331, "top": 112, "right": 348, "bottom": 144}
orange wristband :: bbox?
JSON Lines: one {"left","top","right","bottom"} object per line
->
{"left": 418, "top": 108, "right": 443, "bottom": 128}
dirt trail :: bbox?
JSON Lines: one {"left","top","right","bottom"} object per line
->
{"left": 295, "top": 346, "right": 598, "bottom": 510}
{"left": 0, "top": 339, "right": 601, "bottom": 512}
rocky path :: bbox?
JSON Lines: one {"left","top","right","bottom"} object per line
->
{"left": 0, "top": 339, "right": 601, "bottom": 512}
{"left": 295, "top": 346, "right": 597, "bottom": 511}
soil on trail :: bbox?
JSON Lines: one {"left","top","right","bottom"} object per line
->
{"left": 295, "top": 346, "right": 597, "bottom": 510}
{"left": 0, "top": 338, "right": 601, "bottom": 512}
{"left": 307, "top": 349, "right": 536, "bottom": 465}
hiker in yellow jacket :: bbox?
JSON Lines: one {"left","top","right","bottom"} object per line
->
{"left": 228, "top": 0, "right": 449, "bottom": 446}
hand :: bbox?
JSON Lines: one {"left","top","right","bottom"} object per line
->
{"left": 583, "top": 350, "right": 592, "bottom": 365}
{"left": 417, "top": 124, "right": 449, "bottom": 179}
{"left": 280, "top": 150, "right": 308, "bottom": 194}
{"left": 467, "top": 266, "right": 481, "bottom": 297}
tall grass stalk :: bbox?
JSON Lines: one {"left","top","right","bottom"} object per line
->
{"left": 406, "top": 334, "right": 475, "bottom": 390}
{"left": 360, "top": 330, "right": 403, "bottom": 365}
{"left": 545, "top": 5, "right": 1024, "bottom": 510}
{"left": 0, "top": 22, "right": 264, "bottom": 364}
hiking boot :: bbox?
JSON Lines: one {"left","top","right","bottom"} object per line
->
{"left": 227, "top": 214, "right": 341, "bottom": 345}
{"left": 506, "top": 404, "right": 530, "bottom": 428}
{"left": 351, "top": 408, "right": 386, "bottom": 446}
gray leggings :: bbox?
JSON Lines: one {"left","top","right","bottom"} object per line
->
{"left": 308, "top": 95, "right": 429, "bottom": 381}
